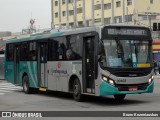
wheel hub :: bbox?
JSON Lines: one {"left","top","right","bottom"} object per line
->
{"left": 74, "top": 84, "right": 79, "bottom": 96}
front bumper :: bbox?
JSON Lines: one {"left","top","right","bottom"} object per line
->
{"left": 99, "top": 81, "right": 154, "bottom": 96}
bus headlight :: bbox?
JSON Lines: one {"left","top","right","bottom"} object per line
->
{"left": 109, "top": 79, "right": 114, "bottom": 86}
{"left": 102, "top": 75, "right": 108, "bottom": 81}
{"left": 148, "top": 76, "right": 154, "bottom": 84}
{"left": 101, "top": 75, "right": 115, "bottom": 86}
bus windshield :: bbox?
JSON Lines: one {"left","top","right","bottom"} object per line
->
{"left": 100, "top": 39, "right": 152, "bottom": 68}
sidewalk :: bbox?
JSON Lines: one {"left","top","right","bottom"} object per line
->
{"left": 154, "top": 70, "right": 160, "bottom": 78}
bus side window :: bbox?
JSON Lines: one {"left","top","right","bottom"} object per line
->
{"left": 66, "top": 35, "right": 82, "bottom": 60}
{"left": 48, "top": 37, "right": 66, "bottom": 61}
{"left": 29, "top": 42, "right": 37, "bottom": 61}
{"left": 20, "top": 43, "right": 29, "bottom": 61}
{"left": 51, "top": 37, "right": 67, "bottom": 61}
{"left": 6, "top": 44, "right": 13, "bottom": 61}
{"left": 48, "top": 40, "right": 59, "bottom": 61}
{"left": 57, "top": 43, "right": 66, "bottom": 60}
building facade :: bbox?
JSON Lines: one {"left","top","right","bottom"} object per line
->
{"left": 51, "top": 0, "right": 160, "bottom": 29}
{"left": 51, "top": 0, "right": 160, "bottom": 66}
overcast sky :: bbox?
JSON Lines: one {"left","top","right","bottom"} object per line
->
{"left": 0, "top": 0, "right": 51, "bottom": 33}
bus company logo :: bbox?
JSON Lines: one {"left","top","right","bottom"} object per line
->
{"left": 2, "top": 112, "right": 11, "bottom": 117}
{"left": 57, "top": 62, "right": 61, "bottom": 68}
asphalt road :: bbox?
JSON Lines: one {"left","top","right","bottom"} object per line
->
{"left": 0, "top": 76, "right": 160, "bottom": 120}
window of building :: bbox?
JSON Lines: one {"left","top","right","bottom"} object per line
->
{"left": 62, "top": 11, "right": 66, "bottom": 16}
{"left": 150, "top": 0, "right": 153, "bottom": 4}
{"left": 104, "top": 18, "right": 111, "bottom": 24}
{"left": 116, "top": 1, "right": 121, "bottom": 7}
{"left": 104, "top": 3, "right": 111, "bottom": 10}
{"left": 114, "top": 16, "right": 122, "bottom": 23}
{"left": 151, "top": 15, "right": 156, "bottom": 19}
{"left": 125, "top": 14, "right": 133, "bottom": 22}
{"left": 94, "top": 4, "right": 101, "bottom": 10}
{"left": 21, "top": 43, "right": 29, "bottom": 61}
{"left": 68, "top": 0, "right": 73, "bottom": 3}
{"left": 55, "top": 12, "right": 58, "bottom": 18}
{"left": 62, "top": 0, "right": 65, "bottom": 4}
{"left": 69, "top": 10, "right": 74, "bottom": 16}
{"left": 78, "top": 21, "right": 83, "bottom": 27}
{"left": 77, "top": 7, "right": 82, "bottom": 14}
{"left": 69, "top": 23, "right": 74, "bottom": 27}
{"left": 6, "top": 44, "right": 14, "bottom": 61}
{"left": 138, "top": 14, "right": 156, "bottom": 20}
{"left": 127, "top": 0, "right": 132, "bottom": 6}
{"left": 29, "top": 42, "right": 37, "bottom": 61}
{"left": 138, "top": 15, "right": 148, "bottom": 20}
{"left": 55, "top": 1, "right": 58, "bottom": 6}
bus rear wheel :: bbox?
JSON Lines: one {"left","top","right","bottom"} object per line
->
{"left": 114, "top": 94, "right": 126, "bottom": 101}
{"left": 23, "top": 75, "right": 33, "bottom": 94}
{"left": 73, "top": 78, "right": 83, "bottom": 102}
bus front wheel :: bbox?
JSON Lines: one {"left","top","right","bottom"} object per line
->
{"left": 114, "top": 94, "right": 126, "bottom": 101}
{"left": 73, "top": 78, "right": 83, "bottom": 102}
{"left": 23, "top": 76, "right": 33, "bottom": 94}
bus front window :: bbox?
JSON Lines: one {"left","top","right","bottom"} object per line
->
{"left": 100, "top": 39, "right": 152, "bottom": 68}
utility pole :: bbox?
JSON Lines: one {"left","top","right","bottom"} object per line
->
{"left": 147, "top": 7, "right": 151, "bottom": 29}
{"left": 126, "top": 7, "right": 128, "bottom": 24}
{"left": 73, "top": 0, "right": 77, "bottom": 28}
{"left": 51, "top": 0, "right": 54, "bottom": 29}
{"left": 111, "top": 0, "right": 114, "bottom": 24}
{"left": 149, "top": 14, "right": 152, "bottom": 29}
{"left": 122, "top": 0, "right": 125, "bottom": 23}
{"left": 101, "top": 0, "right": 104, "bottom": 25}
{"left": 58, "top": 0, "right": 61, "bottom": 29}
{"left": 91, "top": 0, "right": 95, "bottom": 26}
{"left": 66, "top": 0, "right": 69, "bottom": 29}
{"left": 82, "top": 0, "right": 87, "bottom": 27}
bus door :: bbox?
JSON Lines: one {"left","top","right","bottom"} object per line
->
{"left": 37, "top": 42, "right": 48, "bottom": 88}
{"left": 83, "top": 36, "right": 95, "bottom": 94}
{"left": 14, "top": 45, "right": 20, "bottom": 84}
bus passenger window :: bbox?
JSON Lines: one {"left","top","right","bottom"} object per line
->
{"left": 57, "top": 43, "right": 66, "bottom": 60}
{"left": 66, "top": 35, "right": 82, "bottom": 60}
{"left": 21, "top": 43, "right": 29, "bottom": 61}
{"left": 6, "top": 44, "right": 13, "bottom": 61}
{"left": 29, "top": 42, "right": 37, "bottom": 61}
{"left": 29, "top": 50, "right": 36, "bottom": 60}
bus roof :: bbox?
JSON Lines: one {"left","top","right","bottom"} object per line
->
{"left": 6, "top": 25, "right": 150, "bottom": 44}
{"left": 6, "top": 26, "right": 99, "bottom": 44}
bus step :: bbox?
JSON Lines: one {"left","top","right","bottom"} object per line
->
{"left": 39, "top": 87, "right": 47, "bottom": 91}
{"left": 87, "top": 88, "right": 95, "bottom": 93}
{"left": 83, "top": 93, "right": 95, "bottom": 96}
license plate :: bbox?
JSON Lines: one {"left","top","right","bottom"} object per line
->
{"left": 129, "top": 87, "right": 138, "bottom": 91}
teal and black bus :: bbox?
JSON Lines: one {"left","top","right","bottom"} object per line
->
{"left": 5, "top": 25, "right": 154, "bottom": 101}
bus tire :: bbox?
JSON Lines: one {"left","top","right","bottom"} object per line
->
{"left": 73, "top": 78, "right": 83, "bottom": 102}
{"left": 114, "top": 94, "right": 126, "bottom": 101}
{"left": 23, "top": 75, "right": 33, "bottom": 94}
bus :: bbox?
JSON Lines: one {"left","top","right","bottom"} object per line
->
{"left": 4, "top": 25, "right": 154, "bottom": 101}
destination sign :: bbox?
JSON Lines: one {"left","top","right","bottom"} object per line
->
{"left": 107, "top": 28, "right": 148, "bottom": 36}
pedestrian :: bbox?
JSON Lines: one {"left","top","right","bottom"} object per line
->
{"left": 153, "top": 61, "right": 157, "bottom": 75}
{"left": 158, "top": 61, "right": 160, "bottom": 74}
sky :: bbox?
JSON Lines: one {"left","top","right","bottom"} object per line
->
{"left": 0, "top": 0, "right": 51, "bottom": 33}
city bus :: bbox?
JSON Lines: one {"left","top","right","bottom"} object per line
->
{"left": 4, "top": 25, "right": 154, "bottom": 101}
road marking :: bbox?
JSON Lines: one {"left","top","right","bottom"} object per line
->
{"left": 0, "top": 81, "right": 23, "bottom": 95}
